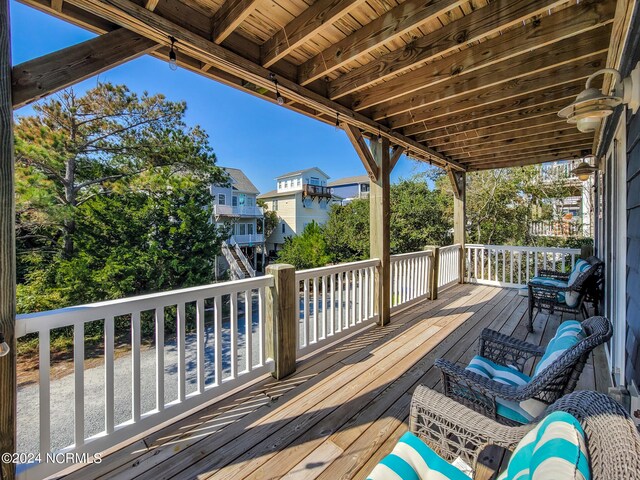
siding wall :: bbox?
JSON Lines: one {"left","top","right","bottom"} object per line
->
{"left": 626, "top": 108, "right": 640, "bottom": 388}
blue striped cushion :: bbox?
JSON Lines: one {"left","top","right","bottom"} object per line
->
{"left": 565, "top": 260, "right": 592, "bottom": 307}
{"left": 533, "top": 321, "right": 584, "bottom": 377}
{"left": 466, "top": 356, "right": 545, "bottom": 424}
{"left": 367, "top": 431, "right": 469, "bottom": 480}
{"left": 497, "top": 411, "right": 591, "bottom": 480}
{"left": 529, "top": 276, "right": 567, "bottom": 303}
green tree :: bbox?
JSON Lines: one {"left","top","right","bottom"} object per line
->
{"left": 257, "top": 198, "right": 278, "bottom": 238}
{"left": 324, "top": 199, "right": 370, "bottom": 263}
{"left": 276, "top": 221, "right": 331, "bottom": 269}
{"left": 15, "top": 83, "right": 226, "bottom": 312}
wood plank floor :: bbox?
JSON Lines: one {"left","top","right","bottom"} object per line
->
{"left": 63, "top": 284, "right": 610, "bottom": 480}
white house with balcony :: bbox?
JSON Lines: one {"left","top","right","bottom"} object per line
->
{"left": 258, "top": 167, "right": 339, "bottom": 253}
{"left": 211, "top": 167, "right": 265, "bottom": 278}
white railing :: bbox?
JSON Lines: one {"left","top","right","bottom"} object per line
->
{"left": 529, "top": 220, "right": 583, "bottom": 238}
{"left": 466, "top": 244, "right": 581, "bottom": 288}
{"left": 390, "top": 250, "right": 433, "bottom": 312}
{"left": 295, "top": 259, "right": 380, "bottom": 356}
{"left": 438, "top": 244, "right": 461, "bottom": 288}
{"left": 213, "top": 205, "right": 263, "bottom": 217}
{"left": 222, "top": 241, "right": 245, "bottom": 280}
{"left": 15, "top": 276, "right": 273, "bottom": 480}
{"left": 231, "top": 241, "right": 256, "bottom": 277}
{"left": 230, "top": 233, "right": 264, "bottom": 245}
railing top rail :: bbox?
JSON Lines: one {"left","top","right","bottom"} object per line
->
{"left": 16, "top": 275, "right": 274, "bottom": 336}
{"left": 295, "top": 258, "right": 380, "bottom": 280}
{"left": 466, "top": 244, "right": 581, "bottom": 253}
{"left": 439, "top": 243, "right": 461, "bottom": 252}
{"left": 390, "top": 250, "right": 433, "bottom": 260}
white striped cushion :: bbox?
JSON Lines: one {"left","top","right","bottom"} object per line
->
{"left": 465, "top": 356, "right": 545, "bottom": 424}
{"left": 367, "top": 432, "right": 469, "bottom": 480}
{"left": 533, "top": 321, "right": 584, "bottom": 377}
{"left": 497, "top": 411, "right": 590, "bottom": 480}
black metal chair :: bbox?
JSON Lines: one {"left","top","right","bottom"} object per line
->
{"left": 527, "top": 257, "right": 603, "bottom": 332}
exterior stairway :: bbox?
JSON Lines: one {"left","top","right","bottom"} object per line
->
{"left": 221, "top": 240, "right": 255, "bottom": 280}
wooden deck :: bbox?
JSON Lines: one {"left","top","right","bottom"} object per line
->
{"left": 64, "top": 284, "right": 610, "bottom": 480}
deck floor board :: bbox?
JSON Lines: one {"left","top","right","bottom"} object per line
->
{"left": 62, "top": 284, "right": 608, "bottom": 480}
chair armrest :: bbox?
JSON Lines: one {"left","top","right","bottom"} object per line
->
{"left": 537, "top": 269, "right": 570, "bottom": 280}
{"left": 478, "top": 329, "right": 545, "bottom": 372}
{"left": 410, "top": 386, "right": 531, "bottom": 469}
{"left": 527, "top": 282, "right": 571, "bottom": 293}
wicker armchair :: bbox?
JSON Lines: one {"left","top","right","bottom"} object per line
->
{"left": 410, "top": 387, "right": 640, "bottom": 479}
{"left": 528, "top": 257, "right": 603, "bottom": 332}
{"left": 435, "top": 316, "right": 612, "bottom": 426}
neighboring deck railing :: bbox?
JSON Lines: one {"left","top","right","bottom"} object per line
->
{"left": 16, "top": 276, "right": 273, "bottom": 480}
{"left": 466, "top": 244, "right": 581, "bottom": 288}
{"left": 295, "top": 259, "right": 379, "bottom": 356}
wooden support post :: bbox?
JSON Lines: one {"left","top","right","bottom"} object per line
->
{"left": 0, "top": 0, "right": 16, "bottom": 478}
{"left": 450, "top": 170, "right": 466, "bottom": 283}
{"left": 265, "top": 264, "right": 296, "bottom": 379}
{"left": 370, "top": 137, "right": 391, "bottom": 326}
{"left": 427, "top": 247, "right": 440, "bottom": 300}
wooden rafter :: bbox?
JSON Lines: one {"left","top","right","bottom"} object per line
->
{"left": 260, "top": 0, "right": 367, "bottom": 69}
{"left": 389, "top": 146, "right": 405, "bottom": 172}
{"left": 401, "top": 86, "right": 585, "bottom": 137}
{"left": 297, "top": 0, "right": 466, "bottom": 86}
{"left": 210, "top": 0, "right": 260, "bottom": 44}
{"left": 354, "top": 24, "right": 611, "bottom": 114}
{"left": 447, "top": 133, "right": 592, "bottom": 159}
{"left": 12, "top": 28, "right": 157, "bottom": 108}
{"left": 330, "top": 0, "right": 611, "bottom": 100}
{"left": 344, "top": 124, "right": 379, "bottom": 181}
{"left": 62, "top": 0, "right": 464, "bottom": 170}
{"left": 143, "top": 0, "right": 158, "bottom": 11}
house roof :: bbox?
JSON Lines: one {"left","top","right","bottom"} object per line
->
{"left": 328, "top": 175, "right": 370, "bottom": 187}
{"left": 276, "top": 167, "right": 330, "bottom": 180}
{"left": 223, "top": 167, "right": 260, "bottom": 195}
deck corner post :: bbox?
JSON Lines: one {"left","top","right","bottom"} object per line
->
{"left": 265, "top": 263, "right": 297, "bottom": 379}
{"left": 426, "top": 246, "right": 440, "bottom": 300}
{"left": 0, "top": 0, "right": 16, "bottom": 477}
{"left": 370, "top": 137, "right": 391, "bottom": 326}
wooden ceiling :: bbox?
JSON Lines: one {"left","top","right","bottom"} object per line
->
{"left": 15, "top": 0, "right": 621, "bottom": 171}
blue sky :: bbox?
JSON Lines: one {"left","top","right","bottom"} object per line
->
{"left": 10, "top": 0, "right": 433, "bottom": 194}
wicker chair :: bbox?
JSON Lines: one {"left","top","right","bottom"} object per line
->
{"left": 410, "top": 387, "right": 640, "bottom": 479}
{"left": 528, "top": 257, "right": 603, "bottom": 332}
{"left": 434, "top": 316, "right": 612, "bottom": 426}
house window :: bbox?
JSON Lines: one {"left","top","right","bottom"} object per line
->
{"left": 297, "top": 178, "right": 301, "bottom": 186}
{"left": 278, "top": 181, "right": 283, "bottom": 190}
{"left": 239, "top": 224, "right": 246, "bottom": 235}
{"left": 361, "top": 184, "right": 370, "bottom": 192}
{"left": 246, "top": 197, "right": 254, "bottom": 207}
{"left": 218, "top": 194, "right": 226, "bottom": 205}
{"left": 310, "top": 177, "right": 320, "bottom": 186}
{"left": 248, "top": 223, "right": 254, "bottom": 235}
{"left": 273, "top": 199, "right": 278, "bottom": 211}
{"left": 282, "top": 222, "right": 286, "bottom": 234}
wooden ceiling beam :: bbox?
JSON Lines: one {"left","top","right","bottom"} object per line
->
{"left": 331, "top": 0, "right": 612, "bottom": 100}
{"left": 143, "top": 0, "right": 158, "bottom": 11}
{"left": 210, "top": 0, "right": 260, "bottom": 44}
{"left": 62, "top": 0, "right": 464, "bottom": 170}
{"left": 468, "top": 150, "right": 590, "bottom": 171}
{"left": 355, "top": 24, "right": 611, "bottom": 114}
{"left": 384, "top": 64, "right": 597, "bottom": 130}
{"left": 297, "top": 0, "right": 467, "bottom": 86}
{"left": 260, "top": 0, "right": 368, "bottom": 69}
{"left": 12, "top": 28, "right": 158, "bottom": 109}
{"left": 401, "top": 86, "right": 584, "bottom": 137}
{"left": 446, "top": 132, "right": 592, "bottom": 158}
{"left": 430, "top": 121, "right": 571, "bottom": 150}
{"left": 461, "top": 140, "right": 593, "bottom": 163}
{"left": 414, "top": 112, "right": 569, "bottom": 144}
